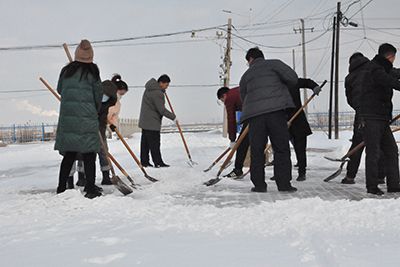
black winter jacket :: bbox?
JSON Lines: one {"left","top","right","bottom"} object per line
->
{"left": 360, "top": 55, "right": 400, "bottom": 121}
{"left": 287, "top": 78, "right": 318, "bottom": 137}
{"left": 345, "top": 56, "right": 370, "bottom": 112}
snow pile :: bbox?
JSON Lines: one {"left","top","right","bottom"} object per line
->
{"left": 1, "top": 131, "right": 400, "bottom": 266}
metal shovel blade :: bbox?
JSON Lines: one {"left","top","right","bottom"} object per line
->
{"left": 111, "top": 175, "right": 134, "bottom": 195}
{"left": 145, "top": 174, "right": 158, "bottom": 183}
{"left": 204, "top": 177, "right": 222, "bottom": 186}
{"left": 203, "top": 163, "right": 215, "bottom": 172}
{"left": 323, "top": 162, "right": 347, "bottom": 182}
{"left": 187, "top": 160, "right": 198, "bottom": 168}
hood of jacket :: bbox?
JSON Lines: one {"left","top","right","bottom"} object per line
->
{"left": 349, "top": 56, "right": 370, "bottom": 73}
{"left": 145, "top": 78, "right": 164, "bottom": 92}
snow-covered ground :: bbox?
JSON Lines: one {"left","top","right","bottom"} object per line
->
{"left": 1, "top": 130, "right": 400, "bottom": 267}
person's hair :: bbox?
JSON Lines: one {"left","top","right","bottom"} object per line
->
{"left": 157, "top": 74, "right": 171, "bottom": 83}
{"left": 61, "top": 61, "right": 100, "bottom": 81}
{"left": 217, "top": 87, "right": 229, "bottom": 99}
{"left": 349, "top": 52, "right": 364, "bottom": 64}
{"left": 111, "top": 74, "right": 128, "bottom": 91}
{"left": 245, "top": 47, "right": 264, "bottom": 61}
{"left": 378, "top": 43, "right": 397, "bottom": 57}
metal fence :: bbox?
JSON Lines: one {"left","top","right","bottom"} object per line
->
{"left": 2, "top": 110, "right": 400, "bottom": 144}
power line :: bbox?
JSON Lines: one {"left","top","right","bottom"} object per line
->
{"left": 0, "top": 24, "right": 227, "bottom": 51}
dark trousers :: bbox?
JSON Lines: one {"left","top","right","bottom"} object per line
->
{"left": 363, "top": 119, "right": 399, "bottom": 189}
{"left": 59, "top": 152, "right": 96, "bottom": 191}
{"left": 249, "top": 111, "right": 292, "bottom": 190}
{"left": 234, "top": 122, "right": 250, "bottom": 171}
{"left": 140, "top": 129, "right": 164, "bottom": 165}
{"left": 346, "top": 116, "right": 364, "bottom": 179}
{"left": 98, "top": 126, "right": 111, "bottom": 172}
{"left": 291, "top": 135, "right": 307, "bottom": 175}
{"left": 346, "top": 117, "right": 385, "bottom": 179}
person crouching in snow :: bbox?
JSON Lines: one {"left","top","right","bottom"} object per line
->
{"left": 216, "top": 86, "right": 249, "bottom": 179}
{"left": 55, "top": 39, "right": 103, "bottom": 199}
{"left": 139, "top": 74, "right": 176, "bottom": 168}
{"left": 97, "top": 74, "right": 128, "bottom": 185}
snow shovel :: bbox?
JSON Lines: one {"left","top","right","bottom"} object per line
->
{"left": 204, "top": 125, "right": 249, "bottom": 186}
{"left": 39, "top": 77, "right": 134, "bottom": 195}
{"left": 324, "top": 125, "right": 400, "bottom": 182}
{"left": 164, "top": 92, "right": 197, "bottom": 167}
{"left": 98, "top": 132, "right": 134, "bottom": 195}
{"left": 113, "top": 128, "right": 158, "bottom": 183}
{"left": 203, "top": 147, "right": 231, "bottom": 172}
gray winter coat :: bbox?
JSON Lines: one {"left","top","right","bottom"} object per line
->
{"left": 139, "top": 78, "right": 176, "bottom": 131}
{"left": 239, "top": 58, "right": 298, "bottom": 123}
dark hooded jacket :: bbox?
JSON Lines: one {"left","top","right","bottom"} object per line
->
{"left": 345, "top": 55, "right": 370, "bottom": 112}
{"left": 98, "top": 80, "right": 118, "bottom": 133}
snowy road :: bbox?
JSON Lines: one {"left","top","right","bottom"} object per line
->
{"left": 1, "top": 131, "right": 400, "bottom": 267}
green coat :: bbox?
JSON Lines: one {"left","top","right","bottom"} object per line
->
{"left": 54, "top": 69, "right": 102, "bottom": 153}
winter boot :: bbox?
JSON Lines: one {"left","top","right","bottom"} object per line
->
{"left": 341, "top": 176, "right": 355, "bottom": 184}
{"left": 367, "top": 187, "right": 384, "bottom": 195}
{"left": 142, "top": 162, "right": 154, "bottom": 168}
{"left": 84, "top": 186, "right": 102, "bottom": 199}
{"left": 67, "top": 176, "right": 74, "bottom": 189}
{"left": 278, "top": 185, "right": 298, "bottom": 192}
{"left": 251, "top": 187, "right": 267, "bottom": 193}
{"left": 101, "top": 170, "right": 113, "bottom": 185}
{"left": 296, "top": 173, "right": 306, "bottom": 181}
{"left": 76, "top": 172, "right": 86, "bottom": 187}
{"left": 56, "top": 178, "right": 67, "bottom": 194}
{"left": 224, "top": 169, "right": 243, "bottom": 179}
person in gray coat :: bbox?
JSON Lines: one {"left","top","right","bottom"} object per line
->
{"left": 139, "top": 74, "right": 176, "bottom": 167}
{"left": 240, "top": 47, "right": 298, "bottom": 193}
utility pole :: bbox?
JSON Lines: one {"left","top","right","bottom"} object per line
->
{"left": 328, "top": 16, "right": 336, "bottom": 140}
{"left": 334, "top": 2, "right": 341, "bottom": 139}
{"left": 292, "top": 49, "right": 296, "bottom": 71}
{"left": 222, "top": 18, "right": 232, "bottom": 138}
{"left": 294, "top": 19, "right": 314, "bottom": 115}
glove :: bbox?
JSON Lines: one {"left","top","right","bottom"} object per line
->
{"left": 110, "top": 124, "right": 116, "bottom": 132}
{"left": 229, "top": 141, "right": 236, "bottom": 149}
{"left": 312, "top": 85, "right": 322, "bottom": 96}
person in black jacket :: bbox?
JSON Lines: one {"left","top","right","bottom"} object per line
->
{"left": 360, "top": 43, "right": 400, "bottom": 195}
{"left": 286, "top": 78, "right": 321, "bottom": 181}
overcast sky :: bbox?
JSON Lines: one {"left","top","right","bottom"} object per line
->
{"left": 1, "top": 0, "right": 400, "bottom": 125}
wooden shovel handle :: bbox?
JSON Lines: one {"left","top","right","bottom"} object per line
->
{"left": 164, "top": 92, "right": 193, "bottom": 160}
{"left": 217, "top": 125, "right": 249, "bottom": 176}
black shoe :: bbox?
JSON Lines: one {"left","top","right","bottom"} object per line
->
{"left": 269, "top": 176, "right": 275, "bottom": 181}
{"left": 278, "top": 186, "right": 298, "bottom": 192}
{"left": 101, "top": 170, "right": 113, "bottom": 185}
{"left": 84, "top": 185, "right": 103, "bottom": 192}
{"left": 251, "top": 187, "right": 267, "bottom": 193}
{"left": 76, "top": 172, "right": 86, "bottom": 187}
{"left": 67, "top": 176, "right": 74, "bottom": 189}
{"left": 142, "top": 163, "right": 154, "bottom": 168}
{"left": 224, "top": 169, "right": 243, "bottom": 179}
{"left": 84, "top": 190, "right": 102, "bottom": 199}
{"left": 387, "top": 187, "right": 400, "bottom": 193}
{"left": 296, "top": 174, "right": 306, "bottom": 181}
{"left": 155, "top": 163, "right": 170, "bottom": 168}
{"left": 367, "top": 187, "right": 384, "bottom": 195}
{"left": 341, "top": 177, "right": 355, "bottom": 184}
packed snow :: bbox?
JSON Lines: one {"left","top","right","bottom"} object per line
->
{"left": 1, "top": 130, "right": 400, "bottom": 267}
